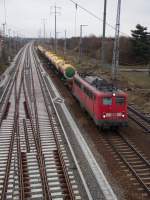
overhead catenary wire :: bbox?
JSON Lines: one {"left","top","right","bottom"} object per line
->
{"left": 68, "top": 0, "right": 129, "bottom": 36}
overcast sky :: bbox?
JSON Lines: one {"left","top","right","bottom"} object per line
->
{"left": 0, "top": 0, "right": 150, "bottom": 38}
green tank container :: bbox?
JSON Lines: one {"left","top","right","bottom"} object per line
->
{"left": 65, "top": 66, "right": 76, "bottom": 79}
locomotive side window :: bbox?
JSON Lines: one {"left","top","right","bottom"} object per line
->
{"left": 116, "top": 96, "right": 125, "bottom": 104}
{"left": 103, "top": 97, "right": 112, "bottom": 105}
{"left": 84, "top": 87, "right": 95, "bottom": 99}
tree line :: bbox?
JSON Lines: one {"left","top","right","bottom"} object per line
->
{"left": 57, "top": 24, "right": 150, "bottom": 66}
{"left": 0, "top": 37, "right": 27, "bottom": 74}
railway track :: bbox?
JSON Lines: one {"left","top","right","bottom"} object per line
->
{"left": 103, "top": 131, "right": 150, "bottom": 198}
{"left": 128, "top": 105, "right": 150, "bottom": 133}
{"left": 0, "top": 43, "right": 82, "bottom": 199}
{"left": 37, "top": 45, "right": 150, "bottom": 199}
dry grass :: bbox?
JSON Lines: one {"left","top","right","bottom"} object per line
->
{"left": 0, "top": 64, "right": 7, "bottom": 75}
{"left": 119, "top": 72, "right": 150, "bottom": 89}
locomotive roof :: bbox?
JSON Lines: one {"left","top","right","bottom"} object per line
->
{"left": 84, "top": 76, "right": 118, "bottom": 92}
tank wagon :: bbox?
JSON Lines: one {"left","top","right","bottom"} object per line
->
{"left": 38, "top": 45, "right": 76, "bottom": 80}
{"left": 38, "top": 46, "right": 46, "bottom": 54}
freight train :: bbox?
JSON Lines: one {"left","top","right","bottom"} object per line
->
{"left": 37, "top": 45, "right": 128, "bottom": 128}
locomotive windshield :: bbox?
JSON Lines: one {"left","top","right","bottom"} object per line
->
{"left": 116, "top": 96, "right": 125, "bottom": 105}
{"left": 103, "top": 97, "right": 112, "bottom": 105}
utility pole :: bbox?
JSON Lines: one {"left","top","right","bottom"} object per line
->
{"left": 0, "top": 30, "right": 2, "bottom": 58}
{"left": 49, "top": 7, "right": 51, "bottom": 46}
{"left": 42, "top": 18, "right": 46, "bottom": 40}
{"left": 8, "top": 28, "right": 11, "bottom": 61}
{"left": 101, "top": 0, "right": 107, "bottom": 65}
{"left": 13, "top": 31, "right": 16, "bottom": 51}
{"left": 51, "top": 5, "right": 61, "bottom": 53}
{"left": 2, "top": 23, "right": 6, "bottom": 37}
{"left": 112, "top": 0, "right": 122, "bottom": 81}
{"left": 79, "top": 24, "right": 88, "bottom": 63}
{"left": 1, "top": 23, "right": 6, "bottom": 63}
{"left": 64, "top": 30, "right": 67, "bottom": 56}
{"left": 3, "top": 0, "right": 7, "bottom": 26}
{"left": 74, "top": 3, "right": 78, "bottom": 37}
{"left": 0, "top": 0, "right": 7, "bottom": 59}
{"left": 56, "top": 32, "right": 61, "bottom": 52}
{"left": 49, "top": 7, "right": 52, "bottom": 48}
{"left": 55, "top": 5, "right": 57, "bottom": 53}
{"left": 49, "top": 31, "right": 52, "bottom": 49}
{"left": 2, "top": 23, "right": 6, "bottom": 49}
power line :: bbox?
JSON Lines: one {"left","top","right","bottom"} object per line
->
{"left": 42, "top": 18, "right": 46, "bottom": 39}
{"left": 69, "top": 0, "right": 103, "bottom": 21}
{"left": 68, "top": 0, "right": 129, "bottom": 36}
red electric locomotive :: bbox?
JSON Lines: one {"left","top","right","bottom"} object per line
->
{"left": 72, "top": 74, "right": 128, "bottom": 128}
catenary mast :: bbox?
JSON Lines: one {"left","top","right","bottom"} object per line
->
{"left": 112, "top": 0, "right": 122, "bottom": 81}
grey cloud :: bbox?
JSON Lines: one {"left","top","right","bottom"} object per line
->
{"left": 0, "top": 0, "right": 149, "bottom": 37}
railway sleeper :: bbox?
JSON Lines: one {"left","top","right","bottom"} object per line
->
{"left": 2, "top": 102, "right": 11, "bottom": 120}
{"left": 20, "top": 152, "right": 31, "bottom": 199}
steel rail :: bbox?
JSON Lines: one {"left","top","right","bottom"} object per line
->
{"left": 15, "top": 47, "right": 32, "bottom": 199}
{"left": 23, "top": 119, "right": 30, "bottom": 153}
{"left": 0, "top": 47, "right": 25, "bottom": 127}
{"left": 32, "top": 47, "right": 76, "bottom": 200}
{"left": 30, "top": 66, "right": 52, "bottom": 200}
{"left": 23, "top": 46, "right": 51, "bottom": 199}
{"left": 0, "top": 47, "right": 24, "bottom": 105}
{"left": 0, "top": 46, "right": 27, "bottom": 200}
{"left": 105, "top": 132, "right": 150, "bottom": 196}
{"left": 128, "top": 105, "right": 150, "bottom": 123}
{"left": 15, "top": 63, "right": 25, "bottom": 200}
{"left": 119, "top": 133, "right": 150, "bottom": 167}
{"left": 24, "top": 47, "right": 52, "bottom": 199}
{"left": 128, "top": 105, "right": 150, "bottom": 133}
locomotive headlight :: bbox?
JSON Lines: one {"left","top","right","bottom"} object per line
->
{"left": 122, "top": 114, "right": 125, "bottom": 118}
{"left": 112, "top": 93, "right": 116, "bottom": 96}
{"left": 102, "top": 114, "right": 106, "bottom": 119}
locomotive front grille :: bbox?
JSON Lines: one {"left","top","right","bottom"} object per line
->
{"left": 105, "top": 112, "right": 122, "bottom": 119}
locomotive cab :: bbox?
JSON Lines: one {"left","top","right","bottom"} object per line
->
{"left": 99, "top": 92, "right": 128, "bottom": 127}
